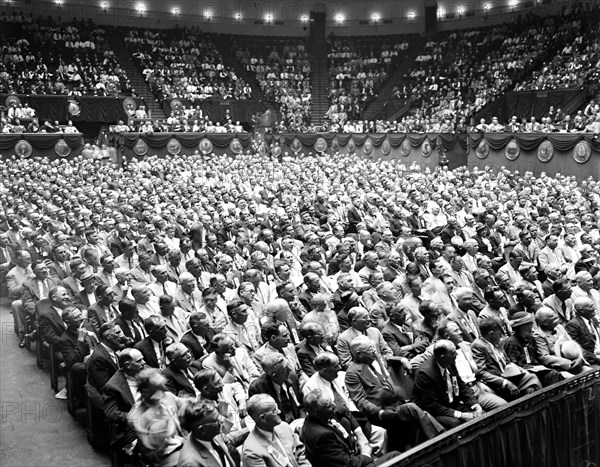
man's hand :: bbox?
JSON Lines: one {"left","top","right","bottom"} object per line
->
{"left": 379, "top": 408, "right": 397, "bottom": 422}
{"left": 412, "top": 338, "right": 429, "bottom": 353}
{"left": 503, "top": 380, "right": 520, "bottom": 397}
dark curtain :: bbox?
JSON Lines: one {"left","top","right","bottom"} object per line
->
{"left": 475, "top": 88, "right": 586, "bottom": 122}
{"left": 162, "top": 100, "right": 267, "bottom": 124}
{"left": 1, "top": 94, "right": 142, "bottom": 123}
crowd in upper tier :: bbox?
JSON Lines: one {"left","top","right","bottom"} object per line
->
{"left": 1, "top": 148, "right": 599, "bottom": 466}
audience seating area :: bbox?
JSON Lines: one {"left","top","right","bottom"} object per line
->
{"left": 0, "top": 15, "right": 132, "bottom": 97}
{"left": 125, "top": 27, "right": 251, "bottom": 104}
{"left": 326, "top": 35, "right": 410, "bottom": 122}
{"left": 231, "top": 35, "right": 311, "bottom": 131}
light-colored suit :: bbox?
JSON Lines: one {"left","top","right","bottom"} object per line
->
{"left": 242, "top": 422, "right": 309, "bottom": 467}
{"left": 336, "top": 326, "right": 393, "bottom": 370}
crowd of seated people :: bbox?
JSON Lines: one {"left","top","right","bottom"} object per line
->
{"left": 0, "top": 15, "right": 132, "bottom": 96}
{"left": 1, "top": 146, "right": 599, "bottom": 466}
{"left": 0, "top": 117, "right": 79, "bottom": 134}
{"left": 514, "top": 5, "right": 600, "bottom": 91}
{"left": 126, "top": 27, "right": 251, "bottom": 104}
{"left": 399, "top": 5, "right": 596, "bottom": 127}
{"left": 326, "top": 35, "right": 410, "bottom": 122}
{"left": 233, "top": 36, "right": 311, "bottom": 132}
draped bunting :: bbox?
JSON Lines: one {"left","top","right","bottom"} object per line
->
{"left": 0, "top": 94, "right": 143, "bottom": 123}
{"left": 474, "top": 133, "right": 595, "bottom": 152}
{"left": 407, "top": 134, "right": 427, "bottom": 147}
{"left": 161, "top": 99, "right": 267, "bottom": 124}
{"left": 0, "top": 133, "right": 83, "bottom": 151}
{"left": 351, "top": 134, "right": 369, "bottom": 146}
{"left": 121, "top": 133, "right": 252, "bottom": 150}
{"left": 387, "top": 133, "right": 406, "bottom": 147}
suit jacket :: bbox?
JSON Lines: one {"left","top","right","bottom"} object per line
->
{"left": 346, "top": 206, "right": 363, "bottom": 234}
{"left": 448, "top": 309, "right": 480, "bottom": 343}
{"left": 574, "top": 259, "right": 599, "bottom": 277}
{"left": 21, "top": 277, "right": 60, "bottom": 315}
{"left": 102, "top": 369, "right": 135, "bottom": 424}
{"left": 345, "top": 361, "right": 394, "bottom": 421}
{"left": 54, "top": 328, "right": 90, "bottom": 369}
{"left": 470, "top": 338, "right": 510, "bottom": 391}
{"left": 47, "top": 260, "right": 71, "bottom": 280}
{"left": 337, "top": 327, "right": 393, "bottom": 370}
{"left": 296, "top": 340, "right": 329, "bottom": 377}
{"left": 412, "top": 356, "right": 477, "bottom": 417}
{"left": 178, "top": 434, "right": 240, "bottom": 467}
{"left": 180, "top": 330, "right": 212, "bottom": 360}
{"left": 86, "top": 344, "right": 119, "bottom": 392}
{"left": 248, "top": 373, "right": 303, "bottom": 424}
{"left": 301, "top": 415, "right": 369, "bottom": 467}
{"left": 163, "top": 364, "right": 197, "bottom": 398}
{"left": 134, "top": 336, "right": 162, "bottom": 369}
{"left": 113, "top": 315, "right": 146, "bottom": 345}
{"left": 61, "top": 276, "right": 81, "bottom": 298}
{"left": 173, "top": 287, "right": 202, "bottom": 315}
{"left": 543, "top": 294, "right": 575, "bottom": 324}
{"left": 88, "top": 303, "right": 118, "bottom": 336}
{"left": 565, "top": 316, "right": 599, "bottom": 364}
{"left": 74, "top": 290, "right": 97, "bottom": 311}
{"left": 243, "top": 422, "right": 305, "bottom": 467}
{"left": 381, "top": 321, "right": 416, "bottom": 357}
{"left": 37, "top": 299, "right": 66, "bottom": 346}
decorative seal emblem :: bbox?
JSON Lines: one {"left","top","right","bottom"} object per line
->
{"left": 537, "top": 140, "right": 553, "bottom": 163}
{"left": 133, "top": 138, "right": 148, "bottom": 156}
{"left": 400, "top": 139, "right": 411, "bottom": 157}
{"left": 122, "top": 97, "right": 137, "bottom": 112}
{"left": 290, "top": 138, "right": 302, "bottom": 154}
{"left": 54, "top": 138, "right": 71, "bottom": 157}
{"left": 347, "top": 139, "right": 356, "bottom": 154}
{"left": 5, "top": 94, "right": 21, "bottom": 108}
{"left": 166, "top": 138, "right": 181, "bottom": 155}
{"left": 15, "top": 139, "right": 33, "bottom": 158}
{"left": 229, "top": 138, "right": 242, "bottom": 155}
{"left": 381, "top": 140, "right": 391, "bottom": 155}
{"left": 476, "top": 139, "right": 490, "bottom": 159}
{"left": 363, "top": 138, "right": 373, "bottom": 155}
{"left": 505, "top": 139, "right": 520, "bottom": 161}
{"left": 573, "top": 141, "right": 591, "bottom": 164}
{"left": 199, "top": 138, "right": 213, "bottom": 155}
{"left": 67, "top": 100, "right": 81, "bottom": 117}
{"left": 314, "top": 137, "right": 327, "bottom": 153}
{"left": 421, "top": 140, "right": 433, "bottom": 157}
{"left": 271, "top": 145, "right": 282, "bottom": 157}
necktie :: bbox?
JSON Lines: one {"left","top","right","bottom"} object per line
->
{"left": 128, "top": 257, "right": 133, "bottom": 269}
{"left": 162, "top": 283, "right": 167, "bottom": 295}
{"left": 212, "top": 440, "right": 228, "bottom": 467}
{"left": 445, "top": 369, "right": 454, "bottom": 403}
{"left": 330, "top": 382, "right": 347, "bottom": 411}
{"left": 130, "top": 321, "right": 142, "bottom": 342}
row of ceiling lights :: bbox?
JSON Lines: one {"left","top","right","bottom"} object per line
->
{"left": 48, "top": 1, "right": 419, "bottom": 22}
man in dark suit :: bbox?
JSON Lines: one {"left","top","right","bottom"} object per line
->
{"left": 55, "top": 307, "right": 97, "bottom": 405}
{"left": 61, "top": 258, "right": 87, "bottom": 298}
{"left": 87, "top": 323, "right": 126, "bottom": 394}
{"left": 47, "top": 244, "right": 71, "bottom": 280}
{"left": 163, "top": 342, "right": 197, "bottom": 398}
{"left": 17, "top": 261, "right": 60, "bottom": 345}
{"left": 382, "top": 304, "right": 427, "bottom": 359}
{"left": 565, "top": 297, "right": 600, "bottom": 366}
{"left": 302, "top": 388, "right": 400, "bottom": 467}
{"left": 296, "top": 322, "right": 333, "bottom": 377}
{"left": 113, "top": 298, "right": 146, "bottom": 345}
{"left": 88, "top": 285, "right": 119, "bottom": 337}
{"left": 134, "top": 315, "right": 168, "bottom": 369}
{"left": 412, "top": 340, "right": 483, "bottom": 428}
{"left": 102, "top": 348, "right": 145, "bottom": 452}
{"left": 346, "top": 199, "right": 365, "bottom": 234}
{"left": 574, "top": 245, "right": 600, "bottom": 277}
{"left": 248, "top": 353, "right": 303, "bottom": 424}
{"left": 37, "top": 286, "right": 71, "bottom": 347}
{"left": 345, "top": 335, "right": 444, "bottom": 449}
{"left": 180, "top": 312, "right": 214, "bottom": 368}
